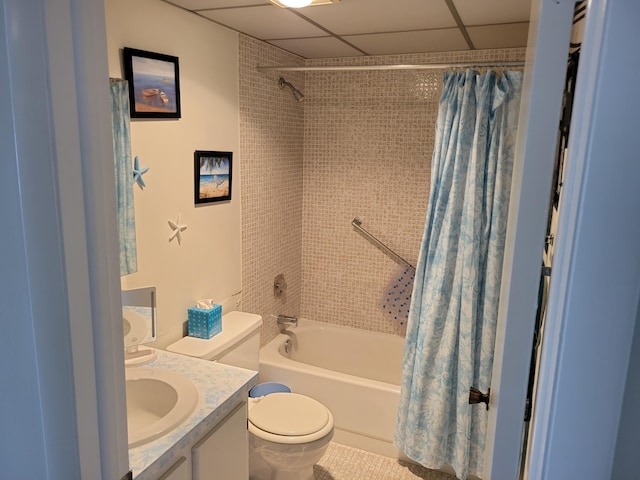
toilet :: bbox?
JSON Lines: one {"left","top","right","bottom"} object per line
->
{"left": 167, "top": 311, "right": 334, "bottom": 480}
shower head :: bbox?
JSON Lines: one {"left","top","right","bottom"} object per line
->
{"left": 278, "top": 77, "right": 305, "bottom": 102}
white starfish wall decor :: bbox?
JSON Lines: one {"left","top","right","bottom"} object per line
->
{"left": 168, "top": 214, "right": 187, "bottom": 244}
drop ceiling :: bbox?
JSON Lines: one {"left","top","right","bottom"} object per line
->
{"left": 164, "top": 0, "right": 531, "bottom": 59}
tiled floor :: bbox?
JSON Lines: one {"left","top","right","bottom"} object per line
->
{"left": 314, "top": 443, "right": 457, "bottom": 480}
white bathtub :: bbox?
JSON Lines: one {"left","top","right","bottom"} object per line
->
{"left": 259, "top": 319, "right": 405, "bottom": 458}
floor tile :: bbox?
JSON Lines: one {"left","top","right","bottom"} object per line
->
{"left": 314, "top": 442, "right": 457, "bottom": 480}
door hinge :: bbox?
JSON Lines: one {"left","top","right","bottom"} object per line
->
{"left": 469, "top": 387, "right": 490, "bottom": 410}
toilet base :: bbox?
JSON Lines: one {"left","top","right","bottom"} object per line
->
{"left": 250, "top": 466, "right": 315, "bottom": 480}
{"left": 272, "top": 468, "right": 315, "bottom": 480}
{"left": 249, "top": 444, "right": 317, "bottom": 480}
{"left": 249, "top": 431, "right": 332, "bottom": 480}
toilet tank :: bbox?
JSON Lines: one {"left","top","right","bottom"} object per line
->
{"left": 167, "top": 311, "right": 262, "bottom": 370}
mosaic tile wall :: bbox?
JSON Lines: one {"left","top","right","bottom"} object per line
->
{"left": 301, "top": 48, "right": 526, "bottom": 337}
{"left": 239, "top": 36, "right": 526, "bottom": 344}
{"left": 239, "top": 35, "right": 305, "bottom": 345}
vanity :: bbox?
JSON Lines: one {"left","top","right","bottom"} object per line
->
{"left": 121, "top": 288, "right": 258, "bottom": 478}
{"left": 127, "top": 348, "right": 258, "bottom": 479}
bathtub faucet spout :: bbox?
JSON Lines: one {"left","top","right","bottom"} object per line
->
{"left": 277, "top": 314, "right": 298, "bottom": 329}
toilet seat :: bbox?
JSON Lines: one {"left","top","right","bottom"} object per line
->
{"left": 248, "top": 393, "right": 334, "bottom": 444}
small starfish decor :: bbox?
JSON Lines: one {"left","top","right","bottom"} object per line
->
{"left": 132, "top": 156, "right": 150, "bottom": 189}
{"left": 168, "top": 214, "right": 187, "bottom": 245}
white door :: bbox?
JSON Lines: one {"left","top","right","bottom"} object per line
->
{"left": 486, "top": 0, "right": 640, "bottom": 478}
{"left": 523, "top": 0, "right": 640, "bottom": 477}
{"left": 0, "top": 0, "right": 129, "bottom": 478}
{"left": 482, "top": 0, "right": 577, "bottom": 477}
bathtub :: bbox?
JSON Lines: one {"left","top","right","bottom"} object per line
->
{"left": 259, "top": 319, "right": 405, "bottom": 458}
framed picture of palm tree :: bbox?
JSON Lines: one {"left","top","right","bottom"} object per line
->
{"left": 194, "top": 151, "right": 232, "bottom": 204}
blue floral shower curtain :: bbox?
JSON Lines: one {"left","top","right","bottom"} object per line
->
{"left": 394, "top": 70, "right": 523, "bottom": 480}
{"left": 110, "top": 79, "right": 137, "bottom": 276}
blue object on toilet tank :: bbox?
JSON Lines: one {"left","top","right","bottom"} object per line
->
{"left": 187, "top": 304, "right": 222, "bottom": 339}
{"left": 249, "top": 382, "right": 291, "bottom": 398}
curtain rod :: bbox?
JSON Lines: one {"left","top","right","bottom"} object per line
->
{"left": 256, "top": 61, "right": 525, "bottom": 72}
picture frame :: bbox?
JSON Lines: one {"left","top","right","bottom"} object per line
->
{"left": 194, "top": 151, "right": 232, "bottom": 204}
{"left": 122, "top": 47, "right": 181, "bottom": 119}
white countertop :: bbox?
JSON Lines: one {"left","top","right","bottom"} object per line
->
{"left": 128, "top": 348, "right": 258, "bottom": 479}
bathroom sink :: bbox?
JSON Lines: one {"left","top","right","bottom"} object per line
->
{"left": 123, "top": 308, "right": 150, "bottom": 348}
{"left": 125, "top": 367, "right": 199, "bottom": 447}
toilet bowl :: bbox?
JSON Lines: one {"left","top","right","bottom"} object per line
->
{"left": 248, "top": 392, "right": 334, "bottom": 480}
{"left": 167, "top": 311, "right": 334, "bottom": 479}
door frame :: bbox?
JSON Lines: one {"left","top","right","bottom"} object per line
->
{"left": 527, "top": 0, "right": 640, "bottom": 476}
{"left": 7, "top": 0, "right": 636, "bottom": 478}
{"left": 483, "top": 0, "right": 576, "bottom": 477}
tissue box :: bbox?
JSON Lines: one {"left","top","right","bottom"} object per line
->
{"left": 187, "top": 304, "right": 222, "bottom": 339}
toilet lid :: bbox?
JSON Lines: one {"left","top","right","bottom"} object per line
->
{"left": 249, "top": 393, "right": 330, "bottom": 436}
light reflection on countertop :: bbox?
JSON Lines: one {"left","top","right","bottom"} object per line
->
{"left": 128, "top": 348, "right": 258, "bottom": 479}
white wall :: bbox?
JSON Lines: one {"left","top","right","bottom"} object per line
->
{"left": 105, "top": 0, "right": 241, "bottom": 347}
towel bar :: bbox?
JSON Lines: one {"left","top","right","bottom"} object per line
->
{"left": 351, "top": 218, "right": 415, "bottom": 271}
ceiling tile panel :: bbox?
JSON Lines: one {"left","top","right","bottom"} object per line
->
{"left": 161, "top": 0, "right": 533, "bottom": 59}
{"left": 199, "top": 5, "right": 326, "bottom": 39}
{"left": 452, "top": 0, "right": 531, "bottom": 25}
{"left": 467, "top": 23, "right": 529, "bottom": 49}
{"left": 298, "top": 0, "right": 457, "bottom": 35}
{"left": 345, "top": 29, "right": 469, "bottom": 56}
{"left": 166, "top": 0, "right": 263, "bottom": 10}
{"left": 268, "top": 37, "right": 365, "bottom": 59}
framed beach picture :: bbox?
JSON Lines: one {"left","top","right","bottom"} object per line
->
{"left": 194, "top": 151, "right": 232, "bottom": 204}
{"left": 122, "top": 47, "right": 181, "bottom": 119}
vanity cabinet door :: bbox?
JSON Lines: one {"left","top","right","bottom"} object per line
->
{"left": 191, "top": 402, "right": 248, "bottom": 480}
{"left": 157, "top": 456, "right": 189, "bottom": 480}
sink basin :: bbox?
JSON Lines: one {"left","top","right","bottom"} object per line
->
{"left": 123, "top": 308, "right": 150, "bottom": 348}
{"left": 126, "top": 367, "right": 199, "bottom": 447}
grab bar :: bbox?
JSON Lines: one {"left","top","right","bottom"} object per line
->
{"left": 351, "top": 217, "right": 415, "bottom": 271}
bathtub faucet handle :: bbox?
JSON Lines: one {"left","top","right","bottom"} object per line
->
{"left": 274, "top": 274, "right": 287, "bottom": 297}
{"left": 277, "top": 314, "right": 298, "bottom": 329}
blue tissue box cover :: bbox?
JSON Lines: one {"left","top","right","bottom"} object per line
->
{"left": 187, "top": 304, "right": 222, "bottom": 339}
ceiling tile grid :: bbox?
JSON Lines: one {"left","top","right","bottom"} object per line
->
{"left": 296, "top": 0, "right": 458, "bottom": 35}
{"left": 199, "top": 5, "right": 326, "bottom": 39}
{"left": 467, "top": 22, "right": 530, "bottom": 50}
{"left": 164, "top": 0, "right": 531, "bottom": 59}
{"left": 453, "top": 0, "right": 531, "bottom": 25}
{"left": 268, "top": 37, "right": 364, "bottom": 59}
{"left": 344, "top": 29, "right": 470, "bottom": 56}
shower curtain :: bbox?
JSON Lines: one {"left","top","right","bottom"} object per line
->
{"left": 110, "top": 79, "right": 138, "bottom": 276}
{"left": 394, "top": 70, "right": 523, "bottom": 480}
